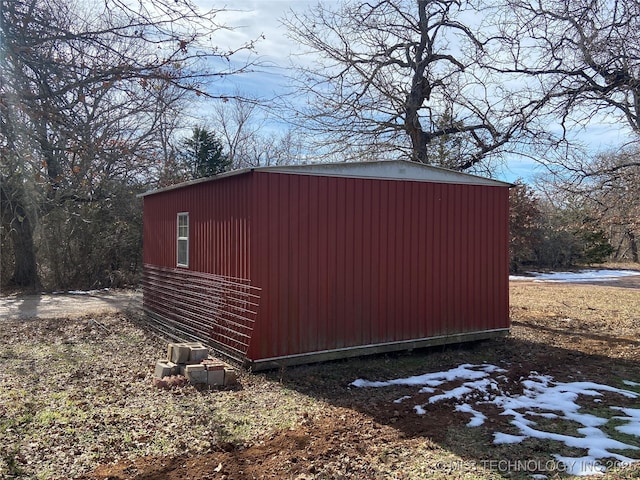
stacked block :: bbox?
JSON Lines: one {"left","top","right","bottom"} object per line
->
{"left": 153, "top": 342, "right": 238, "bottom": 387}
{"left": 154, "top": 360, "right": 178, "bottom": 378}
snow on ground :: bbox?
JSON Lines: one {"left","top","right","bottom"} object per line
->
{"left": 509, "top": 269, "right": 640, "bottom": 283}
{"left": 52, "top": 288, "right": 111, "bottom": 295}
{"left": 351, "top": 364, "right": 640, "bottom": 476}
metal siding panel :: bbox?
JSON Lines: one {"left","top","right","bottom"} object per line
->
{"left": 444, "top": 184, "right": 454, "bottom": 335}
{"left": 473, "top": 186, "right": 485, "bottom": 331}
{"left": 496, "top": 187, "right": 510, "bottom": 329}
{"left": 378, "top": 180, "right": 390, "bottom": 343}
{"left": 251, "top": 172, "right": 272, "bottom": 360}
{"left": 424, "top": 182, "right": 435, "bottom": 338}
{"left": 317, "top": 176, "right": 331, "bottom": 352}
{"left": 408, "top": 182, "right": 419, "bottom": 340}
{"left": 407, "top": 183, "right": 416, "bottom": 339}
{"left": 449, "top": 184, "right": 460, "bottom": 334}
{"left": 387, "top": 180, "right": 398, "bottom": 341}
{"left": 481, "top": 186, "right": 491, "bottom": 330}
{"left": 299, "top": 175, "right": 312, "bottom": 355}
{"left": 488, "top": 187, "right": 499, "bottom": 329}
{"left": 274, "top": 174, "right": 287, "bottom": 356}
{"left": 360, "top": 179, "right": 373, "bottom": 347}
{"left": 455, "top": 184, "right": 465, "bottom": 331}
{"left": 337, "top": 177, "right": 350, "bottom": 349}
{"left": 415, "top": 181, "right": 427, "bottom": 339}
{"left": 268, "top": 173, "right": 280, "bottom": 359}
{"left": 453, "top": 184, "right": 465, "bottom": 334}
{"left": 432, "top": 182, "right": 442, "bottom": 337}
{"left": 491, "top": 208, "right": 499, "bottom": 326}
{"left": 306, "top": 175, "right": 321, "bottom": 353}
{"left": 327, "top": 177, "right": 338, "bottom": 348}
{"left": 288, "top": 175, "right": 301, "bottom": 356}
{"left": 391, "top": 180, "right": 401, "bottom": 342}
{"left": 327, "top": 178, "right": 342, "bottom": 348}
{"left": 490, "top": 187, "right": 500, "bottom": 329}
{"left": 400, "top": 181, "right": 413, "bottom": 341}
{"left": 490, "top": 187, "right": 500, "bottom": 328}
{"left": 502, "top": 187, "right": 511, "bottom": 327}
{"left": 465, "top": 187, "right": 478, "bottom": 332}
{"left": 444, "top": 183, "right": 454, "bottom": 335}
{"left": 483, "top": 187, "right": 491, "bottom": 329}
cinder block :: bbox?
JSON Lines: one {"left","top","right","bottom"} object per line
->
{"left": 201, "top": 358, "right": 225, "bottom": 371}
{"left": 154, "top": 360, "right": 170, "bottom": 379}
{"left": 154, "top": 360, "right": 178, "bottom": 379}
{"left": 185, "top": 364, "right": 207, "bottom": 384}
{"left": 170, "top": 343, "right": 191, "bottom": 364}
{"left": 207, "top": 369, "right": 225, "bottom": 386}
{"left": 188, "top": 346, "right": 209, "bottom": 363}
{"left": 223, "top": 368, "right": 238, "bottom": 386}
{"left": 166, "top": 344, "right": 174, "bottom": 362}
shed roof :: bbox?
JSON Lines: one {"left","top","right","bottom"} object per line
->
{"left": 139, "top": 159, "right": 512, "bottom": 197}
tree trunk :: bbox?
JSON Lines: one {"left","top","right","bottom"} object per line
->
{"left": 628, "top": 229, "right": 639, "bottom": 263}
{"left": 9, "top": 203, "right": 39, "bottom": 289}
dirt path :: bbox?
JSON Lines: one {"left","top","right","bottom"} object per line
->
{"left": 0, "top": 289, "right": 141, "bottom": 320}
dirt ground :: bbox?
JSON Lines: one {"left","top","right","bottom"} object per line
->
{"left": 0, "top": 289, "right": 141, "bottom": 321}
{"left": 2, "top": 278, "right": 639, "bottom": 480}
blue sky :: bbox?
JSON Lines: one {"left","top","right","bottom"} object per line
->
{"left": 194, "top": 1, "right": 633, "bottom": 184}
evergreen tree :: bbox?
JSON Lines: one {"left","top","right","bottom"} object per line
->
{"left": 182, "top": 127, "right": 231, "bottom": 179}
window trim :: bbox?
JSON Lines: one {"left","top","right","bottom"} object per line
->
{"left": 177, "top": 212, "right": 189, "bottom": 267}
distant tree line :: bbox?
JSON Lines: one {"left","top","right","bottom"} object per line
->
{"left": 0, "top": 0, "right": 254, "bottom": 291}
{"left": 2, "top": 0, "right": 639, "bottom": 292}
{"left": 509, "top": 148, "right": 639, "bottom": 272}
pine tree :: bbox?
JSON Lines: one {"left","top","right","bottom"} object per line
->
{"left": 182, "top": 127, "right": 231, "bottom": 179}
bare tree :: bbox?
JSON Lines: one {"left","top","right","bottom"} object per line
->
{"left": 211, "top": 99, "right": 266, "bottom": 169}
{"left": 492, "top": 0, "right": 640, "bottom": 150}
{"left": 0, "top": 0, "right": 258, "bottom": 289}
{"left": 282, "top": 0, "right": 538, "bottom": 169}
{"left": 210, "top": 97, "right": 305, "bottom": 168}
{"left": 540, "top": 148, "right": 640, "bottom": 263}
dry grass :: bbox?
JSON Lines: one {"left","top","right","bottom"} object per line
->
{"left": 1, "top": 281, "right": 639, "bottom": 479}
{"left": 595, "top": 261, "right": 640, "bottom": 272}
{"left": 0, "top": 314, "right": 319, "bottom": 479}
{"left": 510, "top": 282, "right": 640, "bottom": 361}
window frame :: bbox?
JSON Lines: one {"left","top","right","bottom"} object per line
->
{"left": 176, "top": 212, "right": 189, "bottom": 267}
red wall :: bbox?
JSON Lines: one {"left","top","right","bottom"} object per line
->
{"left": 143, "top": 174, "right": 252, "bottom": 279}
{"left": 247, "top": 172, "right": 509, "bottom": 361}
{"left": 143, "top": 170, "right": 510, "bottom": 364}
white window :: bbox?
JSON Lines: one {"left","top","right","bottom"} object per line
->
{"left": 177, "top": 212, "right": 189, "bottom": 267}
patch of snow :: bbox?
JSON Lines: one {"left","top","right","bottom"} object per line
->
{"left": 352, "top": 363, "right": 640, "bottom": 476}
{"left": 529, "top": 474, "right": 548, "bottom": 480}
{"left": 393, "top": 395, "right": 412, "bottom": 404}
{"left": 53, "top": 288, "right": 111, "bottom": 295}
{"left": 350, "top": 363, "right": 503, "bottom": 389}
{"left": 429, "top": 378, "right": 495, "bottom": 404}
{"left": 623, "top": 380, "right": 640, "bottom": 387}
{"left": 493, "top": 432, "right": 526, "bottom": 444}
{"left": 509, "top": 269, "right": 640, "bottom": 283}
{"left": 612, "top": 407, "right": 640, "bottom": 437}
{"left": 455, "top": 403, "right": 487, "bottom": 427}
{"left": 526, "top": 411, "right": 559, "bottom": 419}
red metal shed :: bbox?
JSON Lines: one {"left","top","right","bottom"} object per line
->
{"left": 141, "top": 160, "right": 511, "bottom": 370}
